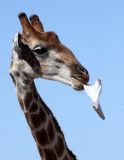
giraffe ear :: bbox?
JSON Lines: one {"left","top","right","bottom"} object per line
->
{"left": 29, "top": 14, "right": 44, "bottom": 33}
{"left": 12, "top": 31, "right": 22, "bottom": 53}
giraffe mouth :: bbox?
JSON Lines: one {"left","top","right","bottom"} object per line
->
{"left": 71, "top": 75, "right": 89, "bottom": 84}
{"left": 71, "top": 76, "right": 87, "bottom": 90}
{"left": 70, "top": 64, "right": 89, "bottom": 90}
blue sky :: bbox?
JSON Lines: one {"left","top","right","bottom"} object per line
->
{"left": 0, "top": 0, "right": 124, "bottom": 160}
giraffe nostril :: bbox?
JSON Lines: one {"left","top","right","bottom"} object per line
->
{"left": 85, "top": 70, "right": 88, "bottom": 74}
{"left": 79, "top": 67, "right": 85, "bottom": 73}
{"left": 80, "top": 67, "right": 88, "bottom": 75}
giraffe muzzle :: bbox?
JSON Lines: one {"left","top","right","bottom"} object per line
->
{"left": 71, "top": 64, "right": 89, "bottom": 83}
{"left": 70, "top": 64, "right": 89, "bottom": 90}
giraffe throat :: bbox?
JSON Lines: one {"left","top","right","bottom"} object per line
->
{"left": 16, "top": 78, "right": 77, "bottom": 160}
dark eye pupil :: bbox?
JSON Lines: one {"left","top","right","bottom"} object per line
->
{"left": 34, "top": 47, "right": 47, "bottom": 54}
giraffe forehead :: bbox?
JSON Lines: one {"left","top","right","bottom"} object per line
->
{"left": 29, "top": 39, "right": 46, "bottom": 49}
{"left": 28, "top": 32, "right": 60, "bottom": 49}
{"left": 60, "top": 51, "right": 78, "bottom": 63}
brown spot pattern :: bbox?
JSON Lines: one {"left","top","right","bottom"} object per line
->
{"left": 32, "top": 133, "right": 36, "bottom": 141}
{"left": 68, "top": 150, "right": 77, "bottom": 160}
{"left": 24, "top": 113, "right": 33, "bottom": 130}
{"left": 55, "top": 136, "right": 64, "bottom": 157}
{"left": 33, "top": 87, "right": 38, "bottom": 101}
{"left": 52, "top": 116, "right": 62, "bottom": 134}
{"left": 44, "top": 149, "right": 57, "bottom": 160}
{"left": 39, "top": 97, "right": 52, "bottom": 115}
{"left": 39, "top": 107, "right": 46, "bottom": 123}
{"left": 29, "top": 102, "right": 38, "bottom": 112}
{"left": 27, "top": 57, "right": 36, "bottom": 68}
{"left": 47, "top": 121, "right": 55, "bottom": 142}
{"left": 14, "top": 71, "right": 20, "bottom": 77}
{"left": 24, "top": 92, "right": 32, "bottom": 109}
{"left": 25, "top": 113, "right": 29, "bottom": 124}
{"left": 30, "top": 106, "right": 46, "bottom": 128}
{"left": 30, "top": 114, "right": 41, "bottom": 128}
{"left": 36, "top": 129, "right": 49, "bottom": 146}
{"left": 38, "top": 147, "right": 44, "bottom": 158}
{"left": 62, "top": 155, "right": 69, "bottom": 160}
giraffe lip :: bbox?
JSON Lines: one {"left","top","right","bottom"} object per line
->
{"left": 71, "top": 75, "right": 88, "bottom": 85}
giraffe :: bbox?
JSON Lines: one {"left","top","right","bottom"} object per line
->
{"left": 9, "top": 12, "right": 89, "bottom": 160}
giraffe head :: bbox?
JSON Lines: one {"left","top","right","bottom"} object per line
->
{"left": 14, "top": 12, "right": 89, "bottom": 90}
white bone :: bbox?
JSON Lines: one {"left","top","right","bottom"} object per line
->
{"left": 83, "top": 79, "right": 105, "bottom": 120}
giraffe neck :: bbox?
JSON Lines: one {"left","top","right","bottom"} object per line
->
{"left": 13, "top": 76, "right": 76, "bottom": 160}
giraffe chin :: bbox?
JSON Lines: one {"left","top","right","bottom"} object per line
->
{"left": 71, "top": 77, "right": 84, "bottom": 91}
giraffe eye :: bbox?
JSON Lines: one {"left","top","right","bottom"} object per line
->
{"left": 34, "top": 47, "right": 47, "bottom": 54}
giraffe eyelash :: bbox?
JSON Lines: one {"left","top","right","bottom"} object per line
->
{"left": 34, "top": 47, "right": 47, "bottom": 54}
